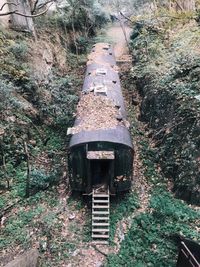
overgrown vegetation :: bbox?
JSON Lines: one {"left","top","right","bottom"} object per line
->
{"left": 107, "top": 190, "right": 200, "bottom": 267}
{"left": 0, "top": 189, "right": 89, "bottom": 266}
{"left": 35, "top": 0, "right": 110, "bottom": 53}
{"left": 1, "top": 0, "right": 200, "bottom": 266}
{"left": 129, "top": 12, "right": 200, "bottom": 204}
{"left": 110, "top": 193, "right": 139, "bottom": 241}
{"left": 0, "top": 28, "right": 80, "bottom": 199}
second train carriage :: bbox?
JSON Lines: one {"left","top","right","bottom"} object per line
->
{"left": 68, "top": 43, "right": 133, "bottom": 195}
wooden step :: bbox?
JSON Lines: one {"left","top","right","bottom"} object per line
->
{"left": 93, "top": 199, "right": 109, "bottom": 203}
{"left": 92, "top": 234, "right": 109, "bottom": 238}
{"left": 93, "top": 194, "right": 109, "bottom": 198}
{"left": 92, "top": 228, "right": 109, "bottom": 232}
{"left": 93, "top": 206, "right": 109, "bottom": 210}
{"left": 92, "top": 217, "right": 109, "bottom": 221}
{"left": 93, "top": 211, "right": 109, "bottom": 215}
{"left": 92, "top": 223, "right": 109, "bottom": 226}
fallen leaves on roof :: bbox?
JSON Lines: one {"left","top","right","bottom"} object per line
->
{"left": 69, "top": 93, "right": 122, "bottom": 134}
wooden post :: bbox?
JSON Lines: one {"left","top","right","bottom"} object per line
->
{"left": 23, "top": 141, "right": 31, "bottom": 198}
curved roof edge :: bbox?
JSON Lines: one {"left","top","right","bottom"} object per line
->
{"left": 69, "top": 126, "right": 133, "bottom": 149}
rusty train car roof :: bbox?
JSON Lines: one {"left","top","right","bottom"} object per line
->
{"left": 69, "top": 43, "right": 133, "bottom": 149}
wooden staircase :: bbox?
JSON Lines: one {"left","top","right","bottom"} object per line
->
{"left": 92, "top": 187, "right": 110, "bottom": 245}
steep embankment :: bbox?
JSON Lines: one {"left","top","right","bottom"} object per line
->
{"left": 130, "top": 21, "right": 200, "bottom": 205}
{"left": 106, "top": 65, "right": 200, "bottom": 267}
{"left": 0, "top": 27, "right": 85, "bottom": 266}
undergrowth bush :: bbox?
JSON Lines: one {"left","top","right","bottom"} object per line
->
{"left": 38, "top": 74, "right": 79, "bottom": 129}
{"left": 110, "top": 193, "right": 139, "bottom": 241}
{"left": 30, "top": 169, "right": 59, "bottom": 191}
{"left": 8, "top": 41, "right": 29, "bottom": 60}
{"left": 107, "top": 190, "right": 200, "bottom": 267}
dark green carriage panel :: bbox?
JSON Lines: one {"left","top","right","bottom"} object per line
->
{"left": 68, "top": 146, "right": 87, "bottom": 191}
{"left": 69, "top": 141, "right": 133, "bottom": 193}
{"left": 114, "top": 147, "right": 133, "bottom": 191}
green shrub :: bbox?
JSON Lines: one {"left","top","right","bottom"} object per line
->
{"left": 38, "top": 75, "right": 79, "bottom": 129}
{"left": 8, "top": 41, "right": 29, "bottom": 60}
{"left": 30, "top": 169, "right": 59, "bottom": 191}
{"left": 0, "top": 80, "right": 18, "bottom": 110}
{"left": 110, "top": 193, "right": 139, "bottom": 241}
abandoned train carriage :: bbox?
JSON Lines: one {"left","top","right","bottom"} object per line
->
{"left": 68, "top": 43, "right": 133, "bottom": 195}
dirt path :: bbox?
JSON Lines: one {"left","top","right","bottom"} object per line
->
{"left": 106, "top": 23, "right": 132, "bottom": 59}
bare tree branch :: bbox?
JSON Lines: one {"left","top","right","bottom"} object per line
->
{"left": 0, "top": 3, "right": 53, "bottom": 17}
{"left": 0, "top": 2, "right": 17, "bottom": 11}
{"left": 37, "top": 0, "right": 54, "bottom": 11}
{"left": 31, "top": 0, "right": 55, "bottom": 14}
{"left": 119, "top": 11, "right": 132, "bottom": 22}
{"left": 23, "top": 140, "right": 31, "bottom": 198}
{"left": 31, "top": 0, "right": 39, "bottom": 14}
{"left": 174, "top": 0, "right": 184, "bottom": 11}
{"left": 2, "top": 154, "right": 10, "bottom": 189}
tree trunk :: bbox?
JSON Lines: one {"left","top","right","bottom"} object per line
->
{"left": 7, "top": 0, "right": 35, "bottom": 32}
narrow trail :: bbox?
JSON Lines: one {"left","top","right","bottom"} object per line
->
{"left": 106, "top": 23, "right": 132, "bottom": 60}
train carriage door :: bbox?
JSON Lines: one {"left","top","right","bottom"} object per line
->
{"left": 87, "top": 151, "right": 115, "bottom": 192}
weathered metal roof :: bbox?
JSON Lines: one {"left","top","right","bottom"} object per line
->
{"left": 69, "top": 43, "right": 132, "bottom": 149}
{"left": 69, "top": 126, "right": 133, "bottom": 148}
{"left": 88, "top": 43, "right": 116, "bottom": 66}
